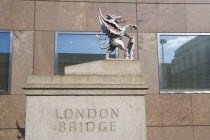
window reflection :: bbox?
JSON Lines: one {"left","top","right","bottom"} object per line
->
{"left": 159, "top": 35, "right": 210, "bottom": 92}
{"left": 56, "top": 33, "right": 117, "bottom": 75}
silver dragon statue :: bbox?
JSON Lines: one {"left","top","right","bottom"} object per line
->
{"left": 97, "top": 8, "right": 137, "bottom": 60}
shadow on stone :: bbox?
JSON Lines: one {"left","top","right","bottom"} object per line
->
{"left": 16, "top": 121, "right": 25, "bottom": 140}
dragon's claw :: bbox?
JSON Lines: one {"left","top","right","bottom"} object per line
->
{"left": 133, "top": 25, "right": 137, "bottom": 30}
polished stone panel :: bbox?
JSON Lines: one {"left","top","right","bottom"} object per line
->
{"left": 185, "top": 0, "right": 210, "bottom": 3}
{"left": 11, "top": 31, "right": 33, "bottom": 95}
{"left": 87, "top": 3, "right": 136, "bottom": 32}
{"left": 0, "top": 0, "right": 34, "bottom": 30}
{"left": 34, "top": 31, "right": 55, "bottom": 75}
{"left": 192, "top": 94, "right": 210, "bottom": 125}
{"left": 138, "top": 33, "right": 159, "bottom": 94}
{"left": 116, "top": 0, "right": 136, "bottom": 2}
{"left": 49, "top": 0, "right": 86, "bottom": 1}
{"left": 26, "top": 96, "right": 146, "bottom": 140}
{"left": 194, "top": 126, "right": 210, "bottom": 140}
{"left": 87, "top": 3, "right": 117, "bottom": 32}
{"left": 87, "top": 0, "right": 136, "bottom": 2}
{"left": 0, "top": 95, "right": 26, "bottom": 129}
{"left": 0, "top": 129, "right": 25, "bottom": 140}
{"left": 23, "top": 0, "right": 136, "bottom": 1}
{"left": 137, "top": 0, "right": 185, "bottom": 3}
{"left": 87, "top": 0, "right": 115, "bottom": 1}
{"left": 137, "top": 4, "right": 186, "bottom": 33}
{"left": 116, "top": 3, "right": 137, "bottom": 33}
{"left": 186, "top": 4, "right": 210, "bottom": 32}
{"left": 146, "top": 94, "right": 193, "bottom": 126}
{"left": 147, "top": 127, "right": 193, "bottom": 140}
{"left": 35, "top": 1, "right": 86, "bottom": 31}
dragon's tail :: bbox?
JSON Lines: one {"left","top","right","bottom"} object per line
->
{"left": 96, "top": 34, "right": 110, "bottom": 49}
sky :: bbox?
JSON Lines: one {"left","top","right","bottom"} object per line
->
{"left": 57, "top": 33, "right": 116, "bottom": 55}
{"left": 159, "top": 35, "right": 197, "bottom": 63}
{"left": 0, "top": 32, "right": 10, "bottom": 53}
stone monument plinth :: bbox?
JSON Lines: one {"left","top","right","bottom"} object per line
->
{"left": 24, "top": 60, "right": 148, "bottom": 140}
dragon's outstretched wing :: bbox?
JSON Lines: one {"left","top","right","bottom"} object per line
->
{"left": 98, "top": 8, "right": 123, "bottom": 38}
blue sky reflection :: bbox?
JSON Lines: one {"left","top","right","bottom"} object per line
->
{"left": 57, "top": 33, "right": 112, "bottom": 54}
{"left": 0, "top": 32, "right": 10, "bottom": 53}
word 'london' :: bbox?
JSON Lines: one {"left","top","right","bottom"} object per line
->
{"left": 56, "top": 109, "right": 119, "bottom": 132}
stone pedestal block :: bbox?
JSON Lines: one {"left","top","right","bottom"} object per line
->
{"left": 24, "top": 60, "right": 148, "bottom": 140}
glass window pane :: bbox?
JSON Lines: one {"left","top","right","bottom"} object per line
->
{"left": 0, "top": 32, "right": 11, "bottom": 93}
{"left": 56, "top": 33, "right": 117, "bottom": 75}
{"left": 159, "top": 35, "right": 210, "bottom": 92}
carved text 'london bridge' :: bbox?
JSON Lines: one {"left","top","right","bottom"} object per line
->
{"left": 55, "top": 109, "right": 119, "bottom": 133}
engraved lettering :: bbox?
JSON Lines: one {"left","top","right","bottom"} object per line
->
{"left": 65, "top": 109, "right": 73, "bottom": 119}
{"left": 110, "top": 122, "right": 116, "bottom": 131}
{"left": 99, "top": 122, "right": 106, "bottom": 131}
{"left": 69, "top": 122, "right": 76, "bottom": 132}
{"left": 56, "top": 109, "right": 119, "bottom": 133}
{"left": 59, "top": 122, "right": 66, "bottom": 132}
{"left": 88, "top": 109, "right": 96, "bottom": 118}
{"left": 79, "top": 122, "right": 83, "bottom": 132}
{"left": 100, "top": 109, "right": 108, "bottom": 118}
{"left": 56, "top": 109, "right": 63, "bottom": 119}
{"left": 86, "top": 122, "right": 95, "bottom": 131}
{"left": 111, "top": 109, "right": 119, "bottom": 118}
{"left": 76, "top": 109, "right": 84, "bottom": 119}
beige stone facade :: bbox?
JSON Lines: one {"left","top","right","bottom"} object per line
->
{"left": 0, "top": 0, "right": 210, "bottom": 140}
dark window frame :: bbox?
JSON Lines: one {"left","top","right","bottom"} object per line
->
{"left": 0, "top": 30, "right": 12, "bottom": 95}
{"left": 158, "top": 33, "right": 210, "bottom": 94}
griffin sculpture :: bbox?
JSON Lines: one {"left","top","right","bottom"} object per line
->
{"left": 97, "top": 8, "right": 137, "bottom": 60}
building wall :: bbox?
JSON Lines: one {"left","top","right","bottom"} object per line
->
{"left": 0, "top": 0, "right": 210, "bottom": 140}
